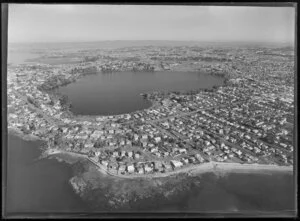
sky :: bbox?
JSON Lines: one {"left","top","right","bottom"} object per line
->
{"left": 8, "top": 4, "right": 295, "bottom": 44}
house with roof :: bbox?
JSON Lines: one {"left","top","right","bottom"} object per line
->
{"left": 127, "top": 151, "right": 133, "bottom": 158}
{"left": 120, "top": 150, "right": 126, "bottom": 157}
{"left": 141, "top": 134, "right": 148, "bottom": 140}
{"left": 126, "top": 164, "right": 135, "bottom": 174}
{"left": 170, "top": 160, "right": 183, "bottom": 169}
{"left": 100, "top": 160, "right": 109, "bottom": 168}
{"left": 137, "top": 166, "right": 144, "bottom": 174}
{"left": 118, "top": 164, "right": 126, "bottom": 174}
{"left": 112, "top": 151, "right": 119, "bottom": 157}
{"left": 144, "top": 164, "right": 153, "bottom": 173}
{"left": 181, "top": 158, "right": 189, "bottom": 165}
{"left": 154, "top": 137, "right": 161, "bottom": 143}
{"left": 178, "top": 148, "right": 187, "bottom": 154}
{"left": 134, "top": 153, "right": 140, "bottom": 159}
{"left": 126, "top": 140, "right": 132, "bottom": 146}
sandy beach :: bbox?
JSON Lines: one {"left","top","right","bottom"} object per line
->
{"left": 45, "top": 149, "right": 293, "bottom": 179}
{"left": 212, "top": 162, "right": 293, "bottom": 173}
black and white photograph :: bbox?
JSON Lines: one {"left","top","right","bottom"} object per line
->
{"left": 2, "top": 3, "right": 297, "bottom": 218}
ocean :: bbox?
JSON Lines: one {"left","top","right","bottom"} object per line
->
{"left": 5, "top": 135, "right": 295, "bottom": 216}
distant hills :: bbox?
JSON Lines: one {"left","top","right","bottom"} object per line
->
{"left": 8, "top": 40, "right": 294, "bottom": 51}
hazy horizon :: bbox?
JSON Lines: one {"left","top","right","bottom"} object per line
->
{"left": 8, "top": 4, "right": 295, "bottom": 44}
{"left": 8, "top": 40, "right": 294, "bottom": 44}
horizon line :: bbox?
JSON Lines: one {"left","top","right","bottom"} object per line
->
{"left": 8, "top": 40, "right": 294, "bottom": 44}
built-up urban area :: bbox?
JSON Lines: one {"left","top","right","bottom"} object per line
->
{"left": 7, "top": 45, "right": 294, "bottom": 178}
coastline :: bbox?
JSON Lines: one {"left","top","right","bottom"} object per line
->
{"left": 45, "top": 149, "right": 293, "bottom": 180}
{"left": 8, "top": 128, "right": 41, "bottom": 142}
{"left": 7, "top": 130, "right": 293, "bottom": 179}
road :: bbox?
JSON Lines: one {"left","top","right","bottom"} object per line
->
{"left": 13, "top": 88, "right": 292, "bottom": 166}
{"left": 13, "top": 90, "right": 62, "bottom": 126}
{"left": 138, "top": 106, "right": 215, "bottom": 125}
{"left": 45, "top": 149, "right": 293, "bottom": 180}
{"left": 177, "top": 115, "right": 277, "bottom": 165}
{"left": 193, "top": 110, "right": 292, "bottom": 156}
{"left": 149, "top": 121, "right": 210, "bottom": 162}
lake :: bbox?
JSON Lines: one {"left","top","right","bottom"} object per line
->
{"left": 57, "top": 71, "right": 224, "bottom": 116}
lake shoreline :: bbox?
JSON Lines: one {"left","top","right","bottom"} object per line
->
{"left": 56, "top": 70, "right": 225, "bottom": 116}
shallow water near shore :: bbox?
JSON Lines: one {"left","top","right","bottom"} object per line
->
{"left": 5, "top": 134, "right": 295, "bottom": 216}
{"left": 6, "top": 134, "right": 89, "bottom": 214}
{"left": 154, "top": 172, "right": 295, "bottom": 213}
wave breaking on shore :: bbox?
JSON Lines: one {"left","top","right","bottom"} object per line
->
{"left": 45, "top": 149, "right": 293, "bottom": 180}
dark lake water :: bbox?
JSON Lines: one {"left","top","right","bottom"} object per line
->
{"left": 6, "top": 135, "right": 295, "bottom": 216}
{"left": 58, "top": 71, "right": 224, "bottom": 116}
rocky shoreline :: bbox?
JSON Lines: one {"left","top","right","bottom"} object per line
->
{"left": 45, "top": 150, "right": 200, "bottom": 210}
{"left": 8, "top": 128, "right": 41, "bottom": 142}
{"left": 6, "top": 131, "right": 294, "bottom": 211}
{"left": 47, "top": 151, "right": 293, "bottom": 211}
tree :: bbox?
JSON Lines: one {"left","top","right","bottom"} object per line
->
{"left": 212, "top": 85, "right": 218, "bottom": 90}
{"left": 27, "top": 97, "right": 34, "bottom": 104}
{"left": 88, "top": 150, "right": 95, "bottom": 157}
{"left": 94, "top": 140, "right": 105, "bottom": 148}
{"left": 59, "top": 95, "right": 69, "bottom": 107}
{"left": 49, "top": 99, "right": 54, "bottom": 105}
{"left": 21, "top": 126, "right": 30, "bottom": 134}
{"left": 79, "top": 143, "right": 84, "bottom": 150}
{"left": 263, "top": 132, "right": 275, "bottom": 144}
{"left": 29, "top": 123, "right": 36, "bottom": 131}
{"left": 27, "top": 96, "right": 39, "bottom": 107}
